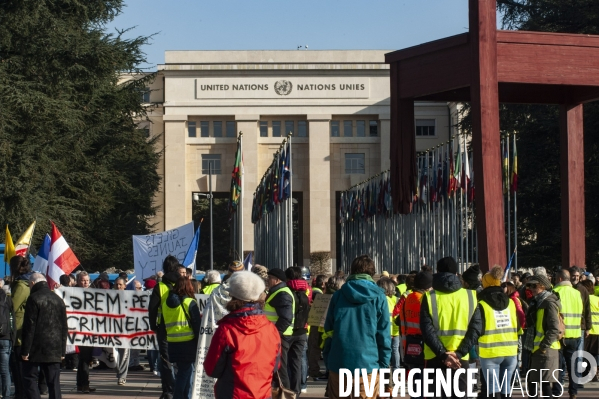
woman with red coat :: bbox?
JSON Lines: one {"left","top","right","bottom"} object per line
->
{"left": 204, "top": 271, "right": 281, "bottom": 399}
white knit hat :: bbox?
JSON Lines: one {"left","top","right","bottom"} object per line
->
{"left": 205, "top": 270, "right": 222, "bottom": 284}
{"left": 228, "top": 271, "right": 265, "bottom": 302}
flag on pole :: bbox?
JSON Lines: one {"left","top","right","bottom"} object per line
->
{"left": 511, "top": 138, "right": 518, "bottom": 193}
{"left": 229, "top": 138, "right": 243, "bottom": 214}
{"left": 15, "top": 221, "right": 36, "bottom": 257}
{"left": 126, "top": 276, "right": 137, "bottom": 290}
{"left": 503, "top": 139, "right": 510, "bottom": 195}
{"left": 454, "top": 141, "right": 462, "bottom": 189}
{"left": 32, "top": 234, "right": 51, "bottom": 274}
{"left": 3, "top": 225, "right": 15, "bottom": 264}
{"left": 462, "top": 146, "right": 470, "bottom": 191}
{"left": 47, "top": 222, "right": 80, "bottom": 289}
{"left": 183, "top": 226, "right": 201, "bottom": 275}
{"left": 243, "top": 252, "right": 253, "bottom": 271}
{"left": 282, "top": 142, "right": 291, "bottom": 200}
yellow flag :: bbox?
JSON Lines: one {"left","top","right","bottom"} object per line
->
{"left": 15, "top": 221, "right": 36, "bottom": 256}
{"left": 4, "top": 225, "right": 16, "bottom": 263}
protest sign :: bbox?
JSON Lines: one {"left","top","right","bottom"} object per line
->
{"left": 307, "top": 294, "right": 332, "bottom": 327}
{"left": 132, "top": 222, "right": 195, "bottom": 281}
{"left": 57, "top": 287, "right": 157, "bottom": 350}
{"left": 192, "top": 289, "right": 230, "bottom": 399}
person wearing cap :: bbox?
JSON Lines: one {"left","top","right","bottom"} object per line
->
{"left": 201, "top": 270, "right": 222, "bottom": 295}
{"left": 521, "top": 274, "right": 561, "bottom": 398}
{"left": 477, "top": 266, "right": 520, "bottom": 398}
{"left": 264, "top": 268, "right": 295, "bottom": 390}
{"left": 205, "top": 271, "right": 281, "bottom": 399}
{"left": 552, "top": 269, "right": 584, "bottom": 399}
{"left": 420, "top": 256, "right": 482, "bottom": 398}
{"left": 322, "top": 255, "right": 390, "bottom": 399}
{"left": 518, "top": 272, "right": 532, "bottom": 304}
{"left": 251, "top": 265, "right": 269, "bottom": 289}
{"left": 396, "top": 271, "right": 432, "bottom": 395}
{"left": 461, "top": 264, "right": 482, "bottom": 294}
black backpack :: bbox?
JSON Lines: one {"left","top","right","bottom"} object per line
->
{"left": 291, "top": 289, "right": 310, "bottom": 331}
{"left": 0, "top": 293, "right": 12, "bottom": 339}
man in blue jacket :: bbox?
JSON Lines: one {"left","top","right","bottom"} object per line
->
{"left": 323, "top": 255, "right": 391, "bottom": 399}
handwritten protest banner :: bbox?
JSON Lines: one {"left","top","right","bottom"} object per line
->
{"left": 192, "top": 290, "right": 229, "bottom": 399}
{"left": 57, "top": 287, "right": 157, "bottom": 350}
{"left": 132, "top": 221, "right": 194, "bottom": 281}
{"left": 307, "top": 294, "right": 332, "bottom": 327}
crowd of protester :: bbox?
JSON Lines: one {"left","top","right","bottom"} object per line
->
{"left": 2, "top": 252, "right": 599, "bottom": 399}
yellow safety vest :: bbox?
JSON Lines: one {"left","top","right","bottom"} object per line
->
{"left": 156, "top": 281, "right": 174, "bottom": 326}
{"left": 479, "top": 300, "right": 519, "bottom": 358}
{"left": 553, "top": 285, "right": 583, "bottom": 338}
{"left": 397, "top": 284, "right": 407, "bottom": 296}
{"left": 264, "top": 286, "right": 295, "bottom": 336}
{"left": 424, "top": 288, "right": 476, "bottom": 361}
{"left": 202, "top": 283, "right": 220, "bottom": 295}
{"left": 533, "top": 308, "right": 561, "bottom": 352}
{"left": 589, "top": 295, "right": 599, "bottom": 335}
{"left": 162, "top": 297, "right": 196, "bottom": 343}
{"left": 386, "top": 296, "right": 399, "bottom": 336}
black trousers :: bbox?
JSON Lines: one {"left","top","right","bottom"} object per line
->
{"left": 76, "top": 346, "right": 93, "bottom": 387}
{"left": 157, "top": 325, "right": 175, "bottom": 395}
{"left": 307, "top": 326, "right": 323, "bottom": 377}
{"left": 22, "top": 362, "right": 61, "bottom": 399}
{"left": 287, "top": 334, "right": 308, "bottom": 394}
{"left": 276, "top": 335, "right": 291, "bottom": 390}
{"left": 423, "top": 357, "right": 470, "bottom": 399}
{"left": 11, "top": 345, "right": 25, "bottom": 399}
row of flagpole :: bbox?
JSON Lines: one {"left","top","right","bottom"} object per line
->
{"left": 339, "top": 133, "right": 478, "bottom": 274}
{"left": 502, "top": 132, "right": 518, "bottom": 272}
{"left": 252, "top": 133, "right": 293, "bottom": 269}
{"left": 228, "top": 132, "right": 244, "bottom": 261}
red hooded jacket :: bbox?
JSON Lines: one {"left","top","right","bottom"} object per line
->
{"left": 204, "top": 304, "right": 281, "bottom": 399}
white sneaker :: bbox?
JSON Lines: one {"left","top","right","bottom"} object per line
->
{"left": 301, "top": 388, "right": 307, "bottom": 393}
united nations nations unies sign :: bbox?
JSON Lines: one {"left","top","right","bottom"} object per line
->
{"left": 194, "top": 78, "right": 370, "bottom": 99}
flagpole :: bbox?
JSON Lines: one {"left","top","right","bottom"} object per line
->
{"left": 238, "top": 132, "right": 244, "bottom": 261}
{"left": 513, "top": 134, "right": 518, "bottom": 272}
{"left": 506, "top": 134, "right": 511, "bottom": 265}
{"left": 288, "top": 133, "right": 293, "bottom": 268}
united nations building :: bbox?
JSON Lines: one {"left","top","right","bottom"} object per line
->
{"left": 140, "top": 50, "right": 457, "bottom": 270}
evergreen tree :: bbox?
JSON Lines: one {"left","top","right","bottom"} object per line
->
{"left": 0, "top": 0, "right": 160, "bottom": 271}
{"left": 492, "top": 0, "right": 599, "bottom": 268}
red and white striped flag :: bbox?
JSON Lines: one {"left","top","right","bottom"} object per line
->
{"left": 47, "top": 222, "right": 80, "bottom": 289}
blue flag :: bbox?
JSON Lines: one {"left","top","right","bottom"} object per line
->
{"left": 243, "top": 252, "right": 253, "bottom": 271}
{"left": 126, "top": 276, "right": 137, "bottom": 290}
{"left": 183, "top": 226, "right": 201, "bottom": 274}
{"left": 32, "top": 234, "right": 51, "bottom": 274}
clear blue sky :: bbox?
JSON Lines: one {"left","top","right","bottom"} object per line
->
{"left": 107, "top": 0, "right": 472, "bottom": 68}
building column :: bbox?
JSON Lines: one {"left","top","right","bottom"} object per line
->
{"left": 163, "top": 116, "right": 188, "bottom": 230}
{"left": 560, "top": 104, "right": 585, "bottom": 268}
{"left": 469, "top": 0, "right": 506, "bottom": 271}
{"left": 308, "top": 115, "right": 332, "bottom": 273}
{"left": 379, "top": 115, "right": 391, "bottom": 172}
{"left": 236, "top": 115, "right": 259, "bottom": 258}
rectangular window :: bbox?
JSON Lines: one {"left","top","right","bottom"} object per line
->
{"left": 415, "top": 119, "right": 436, "bottom": 136}
{"left": 226, "top": 121, "right": 236, "bottom": 137}
{"left": 345, "top": 153, "right": 365, "bottom": 174}
{"left": 213, "top": 121, "right": 222, "bottom": 137}
{"left": 142, "top": 128, "right": 150, "bottom": 138}
{"left": 369, "top": 120, "right": 378, "bottom": 136}
{"left": 272, "top": 121, "right": 281, "bottom": 137}
{"left": 344, "top": 120, "right": 353, "bottom": 137}
{"left": 297, "top": 120, "right": 307, "bottom": 137}
{"left": 141, "top": 87, "right": 151, "bottom": 103}
{"left": 356, "top": 120, "right": 366, "bottom": 137}
{"left": 331, "top": 121, "right": 340, "bottom": 137}
{"left": 259, "top": 121, "right": 268, "bottom": 137}
{"left": 200, "top": 121, "right": 210, "bottom": 137}
{"left": 201, "top": 154, "right": 221, "bottom": 174}
{"left": 285, "top": 121, "right": 294, "bottom": 136}
{"left": 188, "top": 122, "right": 196, "bottom": 138}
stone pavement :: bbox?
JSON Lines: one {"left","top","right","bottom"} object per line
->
{"left": 53, "top": 366, "right": 599, "bottom": 398}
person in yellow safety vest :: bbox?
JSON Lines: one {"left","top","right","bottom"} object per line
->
{"left": 265, "top": 268, "right": 295, "bottom": 391}
{"left": 377, "top": 278, "right": 400, "bottom": 373}
{"left": 420, "top": 257, "right": 482, "bottom": 398}
{"left": 477, "top": 266, "right": 520, "bottom": 398}
{"left": 201, "top": 270, "right": 222, "bottom": 295}
{"left": 396, "top": 275, "right": 407, "bottom": 297}
{"left": 579, "top": 279, "right": 599, "bottom": 382}
{"left": 552, "top": 269, "right": 584, "bottom": 398}
{"left": 162, "top": 276, "right": 201, "bottom": 399}
{"left": 521, "top": 274, "right": 562, "bottom": 398}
